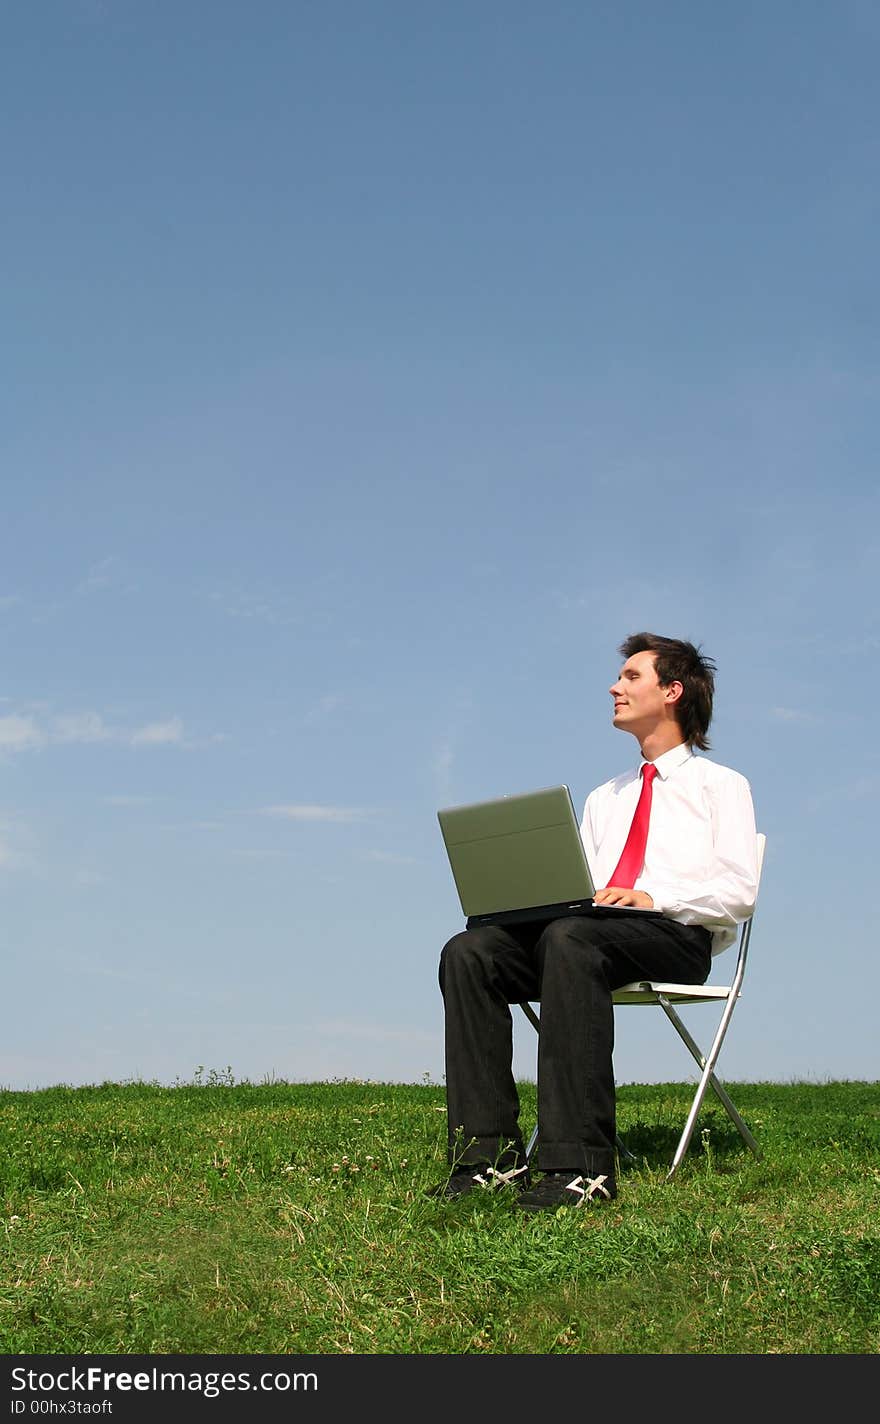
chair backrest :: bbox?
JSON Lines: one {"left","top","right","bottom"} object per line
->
{"left": 726, "top": 831, "right": 766, "bottom": 996}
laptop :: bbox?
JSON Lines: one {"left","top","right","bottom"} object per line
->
{"left": 437, "top": 784, "right": 664, "bottom": 929}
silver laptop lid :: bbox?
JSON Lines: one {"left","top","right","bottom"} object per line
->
{"left": 437, "top": 784, "right": 596, "bottom": 919}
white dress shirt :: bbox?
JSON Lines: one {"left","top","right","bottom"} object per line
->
{"left": 580, "top": 742, "right": 759, "bottom": 955}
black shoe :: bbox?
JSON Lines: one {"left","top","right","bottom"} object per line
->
{"left": 516, "top": 1170, "right": 616, "bottom": 1212}
{"left": 428, "top": 1162, "right": 530, "bottom": 1200}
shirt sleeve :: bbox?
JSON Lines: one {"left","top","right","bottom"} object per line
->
{"left": 644, "top": 772, "right": 759, "bottom": 930}
{"left": 580, "top": 785, "right": 605, "bottom": 878}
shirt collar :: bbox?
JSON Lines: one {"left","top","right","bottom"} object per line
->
{"left": 641, "top": 742, "right": 694, "bottom": 781}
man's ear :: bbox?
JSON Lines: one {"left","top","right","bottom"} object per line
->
{"left": 664, "top": 680, "right": 684, "bottom": 706}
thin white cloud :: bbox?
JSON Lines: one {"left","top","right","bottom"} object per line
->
{"left": 0, "top": 707, "right": 190, "bottom": 753}
{"left": 259, "top": 804, "right": 368, "bottom": 823}
{"left": 303, "top": 694, "right": 344, "bottom": 725}
{"left": 77, "top": 556, "right": 125, "bottom": 594}
{"left": 53, "top": 712, "right": 113, "bottom": 744}
{"left": 157, "top": 820, "right": 225, "bottom": 832}
{"left": 0, "top": 715, "right": 45, "bottom": 751}
{"left": 807, "top": 774, "right": 880, "bottom": 812}
{"left": 770, "top": 706, "right": 816, "bottom": 723}
{"left": 130, "top": 718, "right": 184, "bottom": 746}
{"left": 206, "top": 587, "right": 302, "bottom": 628}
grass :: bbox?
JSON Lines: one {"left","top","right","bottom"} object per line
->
{"left": 1, "top": 1074, "right": 878, "bottom": 1355}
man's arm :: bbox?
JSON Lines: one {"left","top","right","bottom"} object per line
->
{"left": 641, "top": 772, "right": 759, "bottom": 928}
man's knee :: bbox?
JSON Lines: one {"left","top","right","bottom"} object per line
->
{"left": 537, "top": 916, "right": 608, "bottom": 975}
{"left": 439, "top": 927, "right": 488, "bottom": 990}
{"left": 538, "top": 915, "right": 600, "bottom": 949}
{"left": 440, "top": 924, "right": 512, "bottom": 993}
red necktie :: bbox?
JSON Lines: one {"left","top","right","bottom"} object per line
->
{"left": 607, "top": 763, "right": 658, "bottom": 888}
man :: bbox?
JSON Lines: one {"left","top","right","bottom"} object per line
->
{"left": 436, "top": 632, "right": 758, "bottom": 1210}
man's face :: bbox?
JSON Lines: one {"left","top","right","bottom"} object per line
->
{"left": 609, "top": 650, "right": 677, "bottom": 739}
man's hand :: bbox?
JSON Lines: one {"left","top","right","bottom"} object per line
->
{"left": 592, "top": 887, "right": 655, "bottom": 909}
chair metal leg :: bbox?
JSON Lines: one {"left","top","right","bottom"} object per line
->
{"left": 518, "top": 1001, "right": 541, "bottom": 1032}
{"left": 657, "top": 995, "right": 761, "bottom": 1179}
{"left": 519, "top": 1004, "right": 541, "bottom": 1166}
{"left": 615, "top": 1133, "right": 639, "bottom": 1165}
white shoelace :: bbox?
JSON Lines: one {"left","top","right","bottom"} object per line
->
{"left": 484, "top": 1163, "right": 530, "bottom": 1189}
{"left": 564, "top": 1173, "right": 612, "bottom": 1204}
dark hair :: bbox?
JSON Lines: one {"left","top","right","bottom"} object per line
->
{"left": 619, "top": 632, "right": 716, "bottom": 751}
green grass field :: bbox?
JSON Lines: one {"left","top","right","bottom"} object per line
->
{"left": 1, "top": 1075, "right": 878, "bottom": 1355}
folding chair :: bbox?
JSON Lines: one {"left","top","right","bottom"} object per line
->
{"left": 518, "top": 832, "right": 766, "bottom": 1181}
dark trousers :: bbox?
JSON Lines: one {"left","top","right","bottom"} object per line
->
{"left": 438, "top": 911, "right": 712, "bottom": 1177}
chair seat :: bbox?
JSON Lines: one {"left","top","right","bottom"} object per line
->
{"left": 612, "top": 981, "right": 734, "bottom": 1005}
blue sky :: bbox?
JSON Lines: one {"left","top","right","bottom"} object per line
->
{"left": 2, "top": 2, "right": 878, "bottom": 1092}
